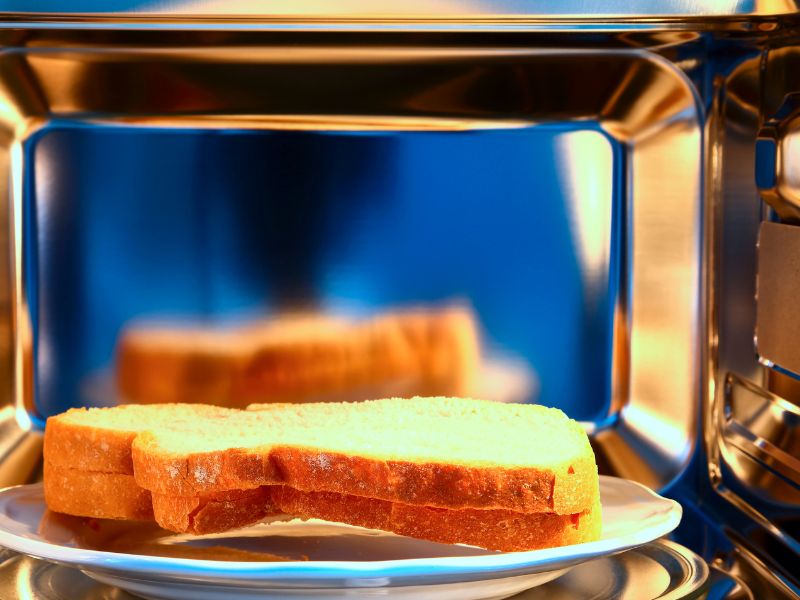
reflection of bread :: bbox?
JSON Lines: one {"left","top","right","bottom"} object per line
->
{"left": 44, "top": 398, "right": 601, "bottom": 551}
{"left": 116, "top": 306, "right": 479, "bottom": 407}
{"left": 37, "top": 510, "right": 296, "bottom": 562}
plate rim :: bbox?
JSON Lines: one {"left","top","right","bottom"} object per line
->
{"left": 0, "top": 475, "right": 682, "bottom": 584}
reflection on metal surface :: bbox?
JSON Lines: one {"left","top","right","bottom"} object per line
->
{"left": 114, "top": 306, "right": 483, "bottom": 408}
{"left": 554, "top": 130, "right": 614, "bottom": 319}
{"left": 708, "top": 564, "right": 755, "bottom": 600}
{"left": 0, "top": 554, "right": 138, "bottom": 600}
{"left": 517, "top": 539, "right": 708, "bottom": 599}
{"left": 38, "top": 511, "right": 298, "bottom": 562}
{"left": 714, "top": 539, "right": 800, "bottom": 600}
{"left": 783, "top": 118, "right": 800, "bottom": 202}
{"left": 0, "top": 0, "right": 797, "bottom": 21}
{"left": 31, "top": 125, "right": 614, "bottom": 419}
{"left": 767, "top": 369, "right": 800, "bottom": 407}
{"left": 0, "top": 540, "right": 709, "bottom": 600}
{"left": 756, "top": 95, "right": 800, "bottom": 222}
{"left": 0, "top": 407, "right": 41, "bottom": 488}
{"left": 721, "top": 373, "right": 800, "bottom": 503}
{"left": 615, "top": 109, "right": 701, "bottom": 490}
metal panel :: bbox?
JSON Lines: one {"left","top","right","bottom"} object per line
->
{"left": 756, "top": 221, "right": 800, "bottom": 376}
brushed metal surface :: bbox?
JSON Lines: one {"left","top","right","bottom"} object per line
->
{"left": 721, "top": 373, "right": 800, "bottom": 504}
{"left": 757, "top": 98, "right": 800, "bottom": 222}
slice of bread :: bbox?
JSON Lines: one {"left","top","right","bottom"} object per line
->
{"left": 117, "top": 306, "right": 479, "bottom": 408}
{"left": 44, "top": 462, "right": 283, "bottom": 533}
{"left": 148, "top": 484, "right": 601, "bottom": 551}
{"left": 43, "top": 463, "right": 153, "bottom": 521}
{"left": 273, "top": 486, "right": 602, "bottom": 552}
{"left": 44, "top": 403, "right": 237, "bottom": 474}
{"left": 43, "top": 403, "right": 240, "bottom": 525}
{"left": 132, "top": 397, "right": 598, "bottom": 515}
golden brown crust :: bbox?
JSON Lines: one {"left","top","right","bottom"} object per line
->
{"left": 116, "top": 306, "right": 479, "bottom": 407}
{"left": 44, "top": 416, "right": 138, "bottom": 474}
{"left": 43, "top": 463, "right": 153, "bottom": 521}
{"left": 132, "top": 442, "right": 598, "bottom": 515}
{"left": 43, "top": 464, "right": 282, "bottom": 533}
{"left": 150, "top": 487, "right": 281, "bottom": 535}
{"left": 272, "top": 486, "right": 602, "bottom": 552}
{"left": 42, "top": 404, "right": 236, "bottom": 474}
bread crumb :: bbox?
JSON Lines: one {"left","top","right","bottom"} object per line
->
{"left": 194, "top": 463, "right": 220, "bottom": 484}
{"left": 194, "top": 465, "right": 208, "bottom": 483}
{"left": 317, "top": 453, "right": 330, "bottom": 470}
{"left": 167, "top": 464, "right": 180, "bottom": 479}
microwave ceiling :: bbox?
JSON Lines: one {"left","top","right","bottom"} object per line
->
{"left": 0, "top": 0, "right": 796, "bottom": 18}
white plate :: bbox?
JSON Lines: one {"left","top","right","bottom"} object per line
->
{"left": 0, "top": 476, "right": 681, "bottom": 600}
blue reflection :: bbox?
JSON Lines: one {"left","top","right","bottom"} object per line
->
{"left": 28, "top": 123, "right": 620, "bottom": 421}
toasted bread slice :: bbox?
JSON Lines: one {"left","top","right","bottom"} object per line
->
{"left": 43, "top": 403, "right": 291, "bottom": 528}
{"left": 149, "top": 484, "right": 601, "bottom": 551}
{"left": 117, "top": 306, "right": 479, "bottom": 408}
{"left": 273, "top": 487, "right": 602, "bottom": 552}
{"left": 44, "top": 403, "right": 237, "bottom": 474}
{"left": 43, "top": 463, "right": 153, "bottom": 521}
{"left": 44, "top": 463, "right": 285, "bottom": 532}
{"left": 132, "top": 397, "right": 598, "bottom": 515}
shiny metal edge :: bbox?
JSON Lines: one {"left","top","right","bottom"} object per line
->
{"left": 0, "top": 0, "right": 798, "bottom": 18}
{"left": 644, "top": 539, "right": 710, "bottom": 600}
{"left": 0, "top": 1, "right": 796, "bottom": 31}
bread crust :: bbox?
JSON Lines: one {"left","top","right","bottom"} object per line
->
{"left": 43, "top": 463, "right": 284, "bottom": 533}
{"left": 147, "top": 483, "right": 601, "bottom": 551}
{"left": 132, "top": 441, "right": 598, "bottom": 515}
{"left": 44, "top": 417, "right": 138, "bottom": 474}
{"left": 150, "top": 487, "right": 280, "bottom": 534}
{"left": 43, "top": 463, "right": 153, "bottom": 521}
{"left": 43, "top": 404, "right": 236, "bottom": 474}
{"left": 273, "top": 486, "right": 602, "bottom": 552}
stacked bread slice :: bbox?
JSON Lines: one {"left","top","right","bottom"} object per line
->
{"left": 117, "top": 306, "right": 479, "bottom": 407}
{"left": 44, "top": 398, "right": 601, "bottom": 552}
{"left": 43, "top": 404, "right": 243, "bottom": 524}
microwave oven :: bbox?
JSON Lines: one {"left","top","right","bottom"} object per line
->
{"left": 0, "top": 2, "right": 797, "bottom": 598}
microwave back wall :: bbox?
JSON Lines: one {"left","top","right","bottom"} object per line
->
{"left": 0, "top": 3, "right": 797, "bottom": 597}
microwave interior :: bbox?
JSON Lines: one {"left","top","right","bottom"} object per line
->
{"left": 0, "top": 13, "right": 798, "bottom": 598}
{"left": 0, "top": 43, "right": 701, "bottom": 496}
